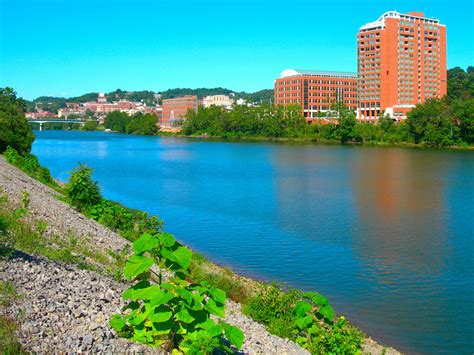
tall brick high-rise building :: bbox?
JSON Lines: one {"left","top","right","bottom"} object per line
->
{"left": 357, "top": 11, "right": 447, "bottom": 122}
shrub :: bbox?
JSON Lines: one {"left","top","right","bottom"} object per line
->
{"left": 89, "top": 199, "right": 163, "bottom": 241}
{"left": 66, "top": 163, "right": 101, "bottom": 211}
{"left": 110, "top": 232, "right": 245, "bottom": 353}
{"left": 4, "top": 147, "right": 55, "bottom": 186}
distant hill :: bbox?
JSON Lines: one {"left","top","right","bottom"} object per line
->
{"left": 26, "top": 88, "right": 274, "bottom": 113}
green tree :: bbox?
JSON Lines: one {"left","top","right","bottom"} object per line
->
{"left": 451, "top": 98, "right": 474, "bottom": 144}
{"left": 0, "top": 88, "right": 35, "bottom": 155}
{"left": 105, "top": 111, "right": 129, "bottom": 133}
{"left": 447, "top": 67, "right": 474, "bottom": 101}
{"left": 406, "top": 99, "right": 457, "bottom": 146}
{"left": 126, "top": 113, "right": 158, "bottom": 135}
{"left": 82, "top": 121, "right": 99, "bottom": 131}
{"left": 334, "top": 106, "right": 357, "bottom": 143}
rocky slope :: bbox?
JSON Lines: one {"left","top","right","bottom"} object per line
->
{"left": 0, "top": 156, "right": 306, "bottom": 353}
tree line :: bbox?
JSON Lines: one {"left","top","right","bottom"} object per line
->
{"left": 103, "top": 111, "right": 158, "bottom": 135}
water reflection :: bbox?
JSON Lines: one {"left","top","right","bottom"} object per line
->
{"left": 351, "top": 149, "right": 449, "bottom": 276}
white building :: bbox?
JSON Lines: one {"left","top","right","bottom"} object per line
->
{"left": 202, "top": 95, "right": 234, "bottom": 109}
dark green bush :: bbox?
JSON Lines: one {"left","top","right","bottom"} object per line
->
{"left": 66, "top": 163, "right": 102, "bottom": 211}
{"left": 89, "top": 199, "right": 163, "bottom": 241}
{"left": 4, "top": 147, "right": 55, "bottom": 186}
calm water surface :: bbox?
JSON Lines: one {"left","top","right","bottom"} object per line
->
{"left": 32, "top": 131, "right": 474, "bottom": 354}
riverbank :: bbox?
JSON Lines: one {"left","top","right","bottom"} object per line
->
{"left": 167, "top": 132, "right": 474, "bottom": 150}
{"left": 0, "top": 155, "right": 399, "bottom": 354}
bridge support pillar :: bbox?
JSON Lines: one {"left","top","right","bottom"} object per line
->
{"left": 39, "top": 123, "right": 43, "bottom": 131}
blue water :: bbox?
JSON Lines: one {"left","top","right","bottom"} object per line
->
{"left": 32, "top": 130, "right": 474, "bottom": 354}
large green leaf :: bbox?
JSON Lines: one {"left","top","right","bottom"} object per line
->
{"left": 133, "top": 233, "right": 159, "bottom": 255}
{"left": 176, "top": 308, "right": 195, "bottom": 324}
{"left": 178, "top": 288, "right": 193, "bottom": 305}
{"left": 149, "top": 289, "right": 175, "bottom": 307}
{"left": 161, "top": 247, "right": 176, "bottom": 262}
{"left": 294, "top": 300, "right": 311, "bottom": 317}
{"left": 208, "top": 323, "right": 223, "bottom": 338}
{"left": 173, "top": 246, "right": 193, "bottom": 269}
{"left": 124, "top": 255, "right": 154, "bottom": 280}
{"left": 318, "top": 304, "right": 335, "bottom": 323}
{"left": 209, "top": 287, "right": 226, "bottom": 304}
{"left": 149, "top": 307, "right": 173, "bottom": 323}
{"left": 159, "top": 232, "right": 176, "bottom": 247}
{"left": 311, "top": 292, "right": 328, "bottom": 307}
{"left": 109, "top": 315, "right": 125, "bottom": 331}
{"left": 295, "top": 315, "right": 313, "bottom": 330}
{"left": 122, "top": 280, "right": 151, "bottom": 300}
{"left": 204, "top": 299, "right": 225, "bottom": 318}
{"left": 223, "top": 323, "right": 245, "bottom": 350}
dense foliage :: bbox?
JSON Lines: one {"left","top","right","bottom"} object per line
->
{"left": 110, "top": 232, "right": 244, "bottom": 353}
{"left": 126, "top": 113, "right": 158, "bottom": 135}
{"left": 0, "top": 88, "right": 35, "bottom": 155}
{"left": 183, "top": 103, "right": 412, "bottom": 144}
{"left": 447, "top": 66, "right": 474, "bottom": 100}
{"left": 66, "top": 164, "right": 102, "bottom": 211}
{"left": 89, "top": 199, "right": 163, "bottom": 241}
{"left": 4, "top": 147, "right": 56, "bottom": 187}
{"left": 104, "top": 112, "right": 158, "bottom": 135}
{"left": 242, "top": 284, "right": 363, "bottom": 354}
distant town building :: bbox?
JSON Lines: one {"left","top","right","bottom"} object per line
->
{"left": 161, "top": 96, "right": 198, "bottom": 127}
{"left": 202, "top": 95, "right": 234, "bottom": 109}
{"left": 357, "top": 11, "right": 447, "bottom": 121}
{"left": 274, "top": 69, "right": 358, "bottom": 119}
{"left": 97, "top": 93, "right": 107, "bottom": 103}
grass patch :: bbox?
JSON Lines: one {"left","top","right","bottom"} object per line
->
{"left": 189, "top": 254, "right": 251, "bottom": 304}
{"left": 0, "top": 314, "right": 25, "bottom": 354}
{"left": 0, "top": 281, "right": 25, "bottom": 354}
{"left": 0, "top": 193, "right": 125, "bottom": 277}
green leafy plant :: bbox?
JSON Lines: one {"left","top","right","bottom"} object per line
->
{"left": 110, "top": 232, "right": 244, "bottom": 353}
{"left": 89, "top": 199, "right": 162, "bottom": 241}
{"left": 292, "top": 292, "right": 363, "bottom": 354}
{"left": 66, "top": 163, "right": 101, "bottom": 211}
{"left": 4, "top": 147, "right": 56, "bottom": 186}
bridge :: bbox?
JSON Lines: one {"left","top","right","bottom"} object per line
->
{"left": 28, "top": 119, "right": 91, "bottom": 131}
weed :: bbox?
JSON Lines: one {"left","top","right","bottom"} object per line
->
{"left": 34, "top": 219, "right": 48, "bottom": 237}
{"left": 21, "top": 192, "right": 29, "bottom": 210}
{"left": 0, "top": 281, "right": 22, "bottom": 308}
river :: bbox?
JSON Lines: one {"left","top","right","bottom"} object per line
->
{"left": 32, "top": 130, "right": 474, "bottom": 354}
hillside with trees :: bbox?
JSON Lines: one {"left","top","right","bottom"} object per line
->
{"left": 26, "top": 88, "right": 274, "bottom": 113}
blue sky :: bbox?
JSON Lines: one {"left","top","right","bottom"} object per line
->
{"left": 0, "top": 0, "right": 473, "bottom": 100}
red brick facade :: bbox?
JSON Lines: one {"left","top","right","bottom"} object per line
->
{"left": 161, "top": 96, "right": 198, "bottom": 127}
{"left": 274, "top": 70, "right": 358, "bottom": 119}
{"left": 357, "top": 11, "right": 447, "bottom": 121}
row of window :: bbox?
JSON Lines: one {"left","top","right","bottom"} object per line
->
{"left": 359, "top": 32, "right": 380, "bottom": 39}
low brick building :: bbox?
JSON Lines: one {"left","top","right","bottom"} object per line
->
{"left": 274, "top": 69, "right": 358, "bottom": 120}
{"left": 161, "top": 95, "right": 198, "bottom": 127}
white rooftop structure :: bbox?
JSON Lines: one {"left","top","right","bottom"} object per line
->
{"left": 359, "top": 10, "right": 440, "bottom": 31}
{"left": 279, "top": 69, "right": 357, "bottom": 79}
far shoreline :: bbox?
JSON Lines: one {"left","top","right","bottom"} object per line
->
{"left": 33, "top": 128, "right": 474, "bottom": 151}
